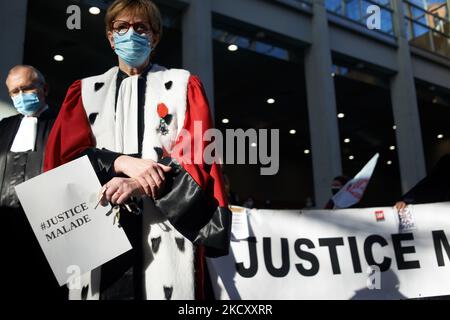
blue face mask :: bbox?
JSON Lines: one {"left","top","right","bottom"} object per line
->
{"left": 113, "top": 29, "right": 152, "bottom": 68}
{"left": 11, "top": 92, "right": 42, "bottom": 116}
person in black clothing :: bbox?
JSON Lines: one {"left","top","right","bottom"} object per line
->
{"left": 223, "top": 174, "right": 239, "bottom": 206}
{"left": 0, "top": 65, "right": 66, "bottom": 300}
{"left": 395, "top": 154, "right": 450, "bottom": 210}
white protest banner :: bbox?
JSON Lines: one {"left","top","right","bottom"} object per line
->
{"left": 332, "top": 153, "right": 379, "bottom": 209}
{"left": 207, "top": 203, "right": 450, "bottom": 300}
{"left": 15, "top": 156, "right": 132, "bottom": 286}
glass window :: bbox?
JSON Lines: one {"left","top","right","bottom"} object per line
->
{"left": 213, "top": 24, "right": 313, "bottom": 209}
{"left": 345, "top": 0, "right": 361, "bottom": 21}
{"left": 403, "top": 0, "right": 450, "bottom": 58}
{"left": 333, "top": 60, "right": 402, "bottom": 206}
{"left": 325, "top": 0, "right": 395, "bottom": 36}
{"left": 326, "top": 0, "right": 343, "bottom": 13}
{"left": 416, "top": 82, "right": 450, "bottom": 171}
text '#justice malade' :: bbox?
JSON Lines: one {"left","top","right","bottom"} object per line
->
{"left": 40, "top": 202, "right": 92, "bottom": 242}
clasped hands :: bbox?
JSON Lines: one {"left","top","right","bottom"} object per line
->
{"left": 98, "top": 155, "right": 172, "bottom": 207}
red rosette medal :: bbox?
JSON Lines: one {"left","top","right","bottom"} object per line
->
{"left": 157, "top": 103, "right": 170, "bottom": 136}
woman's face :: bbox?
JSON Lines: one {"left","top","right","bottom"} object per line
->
{"left": 107, "top": 11, "right": 159, "bottom": 50}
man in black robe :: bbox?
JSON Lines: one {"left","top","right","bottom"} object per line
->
{"left": 0, "top": 65, "right": 65, "bottom": 300}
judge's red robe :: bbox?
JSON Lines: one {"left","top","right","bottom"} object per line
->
{"left": 44, "top": 71, "right": 231, "bottom": 300}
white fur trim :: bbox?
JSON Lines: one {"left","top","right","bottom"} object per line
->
{"left": 143, "top": 226, "right": 195, "bottom": 300}
{"left": 141, "top": 66, "right": 190, "bottom": 161}
{"left": 82, "top": 67, "right": 119, "bottom": 151}
{"left": 143, "top": 200, "right": 195, "bottom": 300}
{"left": 67, "top": 268, "right": 101, "bottom": 300}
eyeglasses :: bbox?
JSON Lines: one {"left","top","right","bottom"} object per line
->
{"left": 9, "top": 84, "right": 41, "bottom": 97}
{"left": 111, "top": 20, "right": 153, "bottom": 36}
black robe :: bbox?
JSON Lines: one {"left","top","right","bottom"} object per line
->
{"left": 0, "top": 109, "right": 66, "bottom": 300}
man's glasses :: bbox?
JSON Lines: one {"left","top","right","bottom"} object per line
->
{"left": 111, "top": 20, "right": 153, "bottom": 36}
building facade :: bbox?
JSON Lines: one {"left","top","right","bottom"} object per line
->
{"left": 1, "top": 0, "right": 449, "bottom": 208}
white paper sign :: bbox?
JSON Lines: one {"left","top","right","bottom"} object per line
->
{"left": 15, "top": 156, "right": 132, "bottom": 286}
{"left": 397, "top": 205, "right": 418, "bottom": 233}
{"left": 231, "top": 209, "right": 250, "bottom": 241}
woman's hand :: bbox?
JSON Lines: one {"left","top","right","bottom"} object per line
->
{"left": 114, "top": 155, "right": 172, "bottom": 199}
{"left": 100, "top": 177, "right": 144, "bottom": 206}
{"left": 394, "top": 201, "right": 407, "bottom": 211}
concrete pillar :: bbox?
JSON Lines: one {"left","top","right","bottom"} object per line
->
{"left": 0, "top": 0, "right": 28, "bottom": 120}
{"left": 182, "top": 0, "right": 215, "bottom": 116}
{"left": 304, "top": 0, "right": 342, "bottom": 207}
{"left": 390, "top": 0, "right": 426, "bottom": 192}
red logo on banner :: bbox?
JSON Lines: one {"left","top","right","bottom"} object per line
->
{"left": 375, "top": 210, "right": 385, "bottom": 222}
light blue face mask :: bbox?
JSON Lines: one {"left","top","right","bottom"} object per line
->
{"left": 113, "top": 28, "right": 152, "bottom": 68}
{"left": 11, "top": 92, "right": 42, "bottom": 116}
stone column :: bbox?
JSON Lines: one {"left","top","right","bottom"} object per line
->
{"left": 304, "top": 0, "right": 342, "bottom": 207}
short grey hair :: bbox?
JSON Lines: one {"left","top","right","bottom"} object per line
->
{"left": 7, "top": 65, "right": 46, "bottom": 87}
